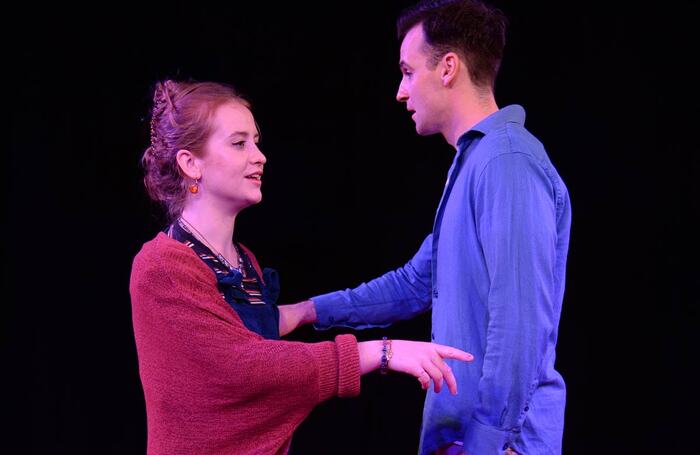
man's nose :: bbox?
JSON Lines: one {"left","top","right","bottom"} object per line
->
{"left": 396, "top": 82, "right": 408, "bottom": 103}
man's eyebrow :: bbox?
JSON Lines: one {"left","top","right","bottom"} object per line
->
{"left": 399, "top": 60, "right": 412, "bottom": 70}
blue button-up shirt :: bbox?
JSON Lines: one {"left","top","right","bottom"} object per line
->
{"left": 313, "top": 105, "right": 571, "bottom": 455}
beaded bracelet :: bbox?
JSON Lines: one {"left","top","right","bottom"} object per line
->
{"left": 380, "top": 336, "right": 393, "bottom": 375}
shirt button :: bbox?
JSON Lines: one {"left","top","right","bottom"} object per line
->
{"left": 431, "top": 332, "right": 435, "bottom": 340}
{"left": 432, "top": 288, "right": 438, "bottom": 298}
{"left": 524, "top": 406, "right": 529, "bottom": 412}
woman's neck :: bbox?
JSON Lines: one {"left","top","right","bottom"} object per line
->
{"left": 180, "top": 202, "right": 239, "bottom": 259}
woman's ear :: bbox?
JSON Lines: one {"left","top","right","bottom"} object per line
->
{"left": 175, "top": 149, "right": 201, "bottom": 180}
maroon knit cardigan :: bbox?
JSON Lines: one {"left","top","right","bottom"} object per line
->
{"left": 130, "top": 233, "right": 360, "bottom": 454}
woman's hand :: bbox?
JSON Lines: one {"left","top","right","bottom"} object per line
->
{"left": 357, "top": 340, "right": 473, "bottom": 395}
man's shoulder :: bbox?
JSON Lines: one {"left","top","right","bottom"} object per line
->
{"left": 476, "top": 121, "right": 545, "bottom": 161}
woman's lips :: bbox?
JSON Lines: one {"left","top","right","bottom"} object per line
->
{"left": 245, "top": 173, "right": 262, "bottom": 185}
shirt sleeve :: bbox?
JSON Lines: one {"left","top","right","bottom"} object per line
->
{"left": 312, "top": 234, "right": 433, "bottom": 330}
{"left": 463, "top": 152, "right": 560, "bottom": 454}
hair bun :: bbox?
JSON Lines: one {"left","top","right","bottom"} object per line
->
{"left": 142, "top": 79, "right": 249, "bottom": 221}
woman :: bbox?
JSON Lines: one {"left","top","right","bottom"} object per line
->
{"left": 130, "top": 79, "right": 472, "bottom": 454}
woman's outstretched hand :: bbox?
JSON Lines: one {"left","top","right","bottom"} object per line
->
{"left": 357, "top": 340, "right": 473, "bottom": 395}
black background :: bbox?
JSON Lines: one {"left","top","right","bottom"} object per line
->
{"left": 3, "top": 1, "right": 696, "bottom": 453}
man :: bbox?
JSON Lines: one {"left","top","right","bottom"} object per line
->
{"left": 280, "top": 1, "right": 571, "bottom": 454}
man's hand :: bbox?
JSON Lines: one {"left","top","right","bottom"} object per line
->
{"left": 434, "top": 441, "right": 466, "bottom": 455}
{"left": 435, "top": 442, "right": 465, "bottom": 455}
{"left": 435, "top": 442, "right": 518, "bottom": 455}
{"left": 278, "top": 300, "right": 318, "bottom": 336}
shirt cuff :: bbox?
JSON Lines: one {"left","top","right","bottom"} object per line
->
{"left": 310, "top": 292, "right": 341, "bottom": 330}
{"left": 463, "top": 417, "right": 513, "bottom": 455}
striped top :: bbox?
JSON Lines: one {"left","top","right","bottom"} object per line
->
{"left": 167, "top": 219, "right": 280, "bottom": 339}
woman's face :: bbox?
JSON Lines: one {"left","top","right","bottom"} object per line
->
{"left": 196, "top": 101, "right": 266, "bottom": 212}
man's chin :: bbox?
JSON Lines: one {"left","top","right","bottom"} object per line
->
{"left": 415, "top": 124, "right": 438, "bottom": 137}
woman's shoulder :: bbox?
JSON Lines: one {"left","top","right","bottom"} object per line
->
{"left": 131, "top": 232, "right": 220, "bottom": 300}
{"left": 136, "top": 231, "right": 190, "bottom": 259}
{"left": 132, "top": 232, "right": 208, "bottom": 277}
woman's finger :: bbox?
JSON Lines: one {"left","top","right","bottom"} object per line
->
{"left": 432, "top": 355, "right": 458, "bottom": 395}
{"left": 421, "top": 359, "right": 444, "bottom": 393}
{"left": 434, "top": 344, "right": 473, "bottom": 362}
{"left": 417, "top": 370, "right": 430, "bottom": 390}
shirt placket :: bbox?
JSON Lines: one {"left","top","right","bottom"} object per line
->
{"left": 430, "top": 135, "right": 477, "bottom": 300}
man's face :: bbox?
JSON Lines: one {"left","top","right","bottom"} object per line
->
{"left": 396, "top": 24, "right": 446, "bottom": 136}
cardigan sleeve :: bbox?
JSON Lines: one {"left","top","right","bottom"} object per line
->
{"left": 130, "top": 234, "right": 360, "bottom": 421}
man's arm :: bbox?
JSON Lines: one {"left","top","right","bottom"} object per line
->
{"left": 279, "top": 234, "right": 433, "bottom": 335}
{"left": 463, "top": 153, "right": 561, "bottom": 454}
{"left": 278, "top": 299, "right": 317, "bottom": 336}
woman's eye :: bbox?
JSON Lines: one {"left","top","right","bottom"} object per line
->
{"left": 232, "top": 141, "right": 246, "bottom": 148}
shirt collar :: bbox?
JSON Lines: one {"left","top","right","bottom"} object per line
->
{"left": 456, "top": 104, "right": 526, "bottom": 150}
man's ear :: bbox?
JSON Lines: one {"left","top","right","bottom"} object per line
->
{"left": 440, "top": 52, "right": 461, "bottom": 87}
{"left": 175, "top": 149, "right": 201, "bottom": 180}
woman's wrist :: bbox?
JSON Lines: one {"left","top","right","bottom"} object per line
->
{"left": 357, "top": 340, "right": 382, "bottom": 375}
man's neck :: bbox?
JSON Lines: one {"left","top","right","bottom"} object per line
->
{"left": 443, "top": 92, "right": 499, "bottom": 148}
